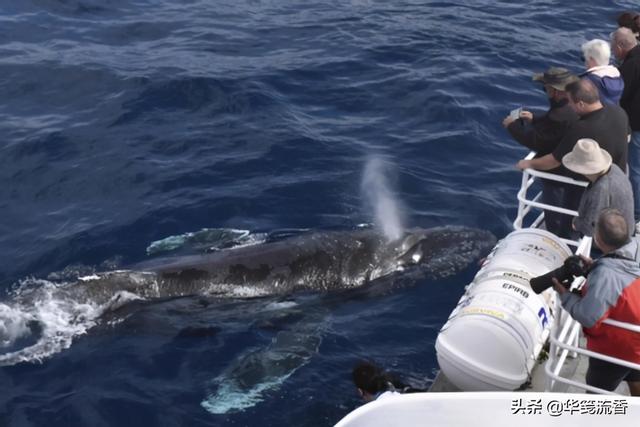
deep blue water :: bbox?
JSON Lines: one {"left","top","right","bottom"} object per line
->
{"left": 0, "top": 1, "right": 635, "bottom": 426}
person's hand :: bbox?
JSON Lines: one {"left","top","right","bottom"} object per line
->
{"left": 502, "top": 115, "right": 516, "bottom": 128}
{"left": 520, "top": 110, "right": 533, "bottom": 122}
{"left": 578, "top": 254, "right": 594, "bottom": 270}
{"left": 552, "top": 277, "right": 567, "bottom": 295}
{"left": 516, "top": 159, "right": 532, "bottom": 170}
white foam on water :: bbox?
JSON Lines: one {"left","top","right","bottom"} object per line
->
{"left": 146, "top": 234, "right": 190, "bottom": 254}
{"left": 102, "top": 290, "right": 145, "bottom": 312}
{"left": 264, "top": 300, "right": 298, "bottom": 311}
{"left": 0, "top": 279, "right": 109, "bottom": 366}
{"left": 220, "top": 232, "right": 267, "bottom": 251}
{"left": 225, "top": 285, "right": 272, "bottom": 299}
{"left": 201, "top": 372, "right": 293, "bottom": 414}
{"left": 145, "top": 228, "right": 265, "bottom": 255}
{"left": 0, "top": 304, "right": 34, "bottom": 348}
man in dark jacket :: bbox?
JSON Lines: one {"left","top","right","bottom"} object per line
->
{"left": 612, "top": 27, "right": 640, "bottom": 223}
{"left": 503, "top": 67, "right": 579, "bottom": 155}
{"left": 503, "top": 67, "right": 579, "bottom": 236}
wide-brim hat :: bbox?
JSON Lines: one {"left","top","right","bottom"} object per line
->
{"left": 532, "top": 67, "right": 579, "bottom": 91}
{"left": 562, "top": 138, "right": 612, "bottom": 175}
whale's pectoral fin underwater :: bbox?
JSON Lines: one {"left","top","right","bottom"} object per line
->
{"left": 201, "top": 304, "right": 324, "bottom": 414}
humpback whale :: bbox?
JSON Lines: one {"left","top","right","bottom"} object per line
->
{"left": 59, "top": 225, "right": 496, "bottom": 303}
{"left": 3, "top": 225, "right": 497, "bottom": 315}
{"left": 0, "top": 225, "right": 494, "bottom": 368}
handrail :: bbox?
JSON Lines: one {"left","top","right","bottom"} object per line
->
{"left": 603, "top": 318, "right": 640, "bottom": 334}
{"left": 551, "top": 332, "right": 640, "bottom": 372}
{"left": 513, "top": 151, "right": 589, "bottom": 248}
{"left": 523, "top": 172, "right": 590, "bottom": 191}
{"left": 518, "top": 151, "right": 589, "bottom": 187}
{"left": 517, "top": 191, "right": 580, "bottom": 216}
{"left": 546, "top": 324, "right": 640, "bottom": 394}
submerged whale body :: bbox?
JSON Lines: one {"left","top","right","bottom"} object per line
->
{"left": 0, "top": 225, "right": 495, "bottom": 367}
{"left": 78, "top": 225, "right": 496, "bottom": 301}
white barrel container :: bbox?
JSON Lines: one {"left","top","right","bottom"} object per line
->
{"left": 435, "top": 229, "right": 572, "bottom": 391}
{"left": 476, "top": 228, "right": 572, "bottom": 280}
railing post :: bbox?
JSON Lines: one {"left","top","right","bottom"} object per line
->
{"left": 513, "top": 151, "right": 588, "bottom": 247}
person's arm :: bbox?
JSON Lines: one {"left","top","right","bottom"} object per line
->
{"left": 558, "top": 266, "right": 614, "bottom": 328}
{"left": 572, "top": 186, "right": 599, "bottom": 237}
{"left": 506, "top": 119, "right": 537, "bottom": 151}
{"left": 507, "top": 110, "right": 568, "bottom": 155}
{"left": 516, "top": 153, "right": 561, "bottom": 171}
{"left": 521, "top": 130, "right": 575, "bottom": 171}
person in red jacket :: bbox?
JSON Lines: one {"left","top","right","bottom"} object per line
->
{"left": 554, "top": 208, "right": 640, "bottom": 395}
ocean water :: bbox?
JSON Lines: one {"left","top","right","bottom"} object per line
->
{"left": 0, "top": 1, "right": 634, "bottom": 426}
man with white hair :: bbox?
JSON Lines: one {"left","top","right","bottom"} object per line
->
{"left": 612, "top": 27, "right": 640, "bottom": 223}
{"left": 561, "top": 138, "right": 634, "bottom": 237}
{"left": 581, "top": 39, "right": 624, "bottom": 105}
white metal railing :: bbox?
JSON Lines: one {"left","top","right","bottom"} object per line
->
{"left": 545, "top": 317, "right": 640, "bottom": 395}
{"left": 514, "top": 152, "right": 640, "bottom": 396}
{"left": 513, "top": 151, "right": 589, "bottom": 248}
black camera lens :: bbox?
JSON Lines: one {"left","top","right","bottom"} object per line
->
{"left": 529, "top": 255, "right": 587, "bottom": 294}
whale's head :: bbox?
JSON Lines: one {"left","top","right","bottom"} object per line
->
{"left": 395, "top": 226, "right": 496, "bottom": 277}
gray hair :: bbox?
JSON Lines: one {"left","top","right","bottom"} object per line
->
{"left": 612, "top": 27, "right": 638, "bottom": 50}
{"left": 596, "top": 208, "right": 629, "bottom": 249}
{"left": 581, "top": 39, "right": 611, "bottom": 66}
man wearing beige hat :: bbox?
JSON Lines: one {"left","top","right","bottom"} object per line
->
{"left": 562, "top": 138, "right": 634, "bottom": 237}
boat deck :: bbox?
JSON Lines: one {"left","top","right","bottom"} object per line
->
{"left": 429, "top": 337, "right": 630, "bottom": 395}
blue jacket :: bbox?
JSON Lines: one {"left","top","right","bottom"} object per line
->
{"left": 581, "top": 65, "right": 624, "bottom": 105}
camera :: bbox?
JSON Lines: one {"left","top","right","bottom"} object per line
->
{"left": 529, "top": 255, "right": 589, "bottom": 294}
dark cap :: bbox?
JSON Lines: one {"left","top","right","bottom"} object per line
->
{"left": 532, "top": 67, "right": 579, "bottom": 91}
